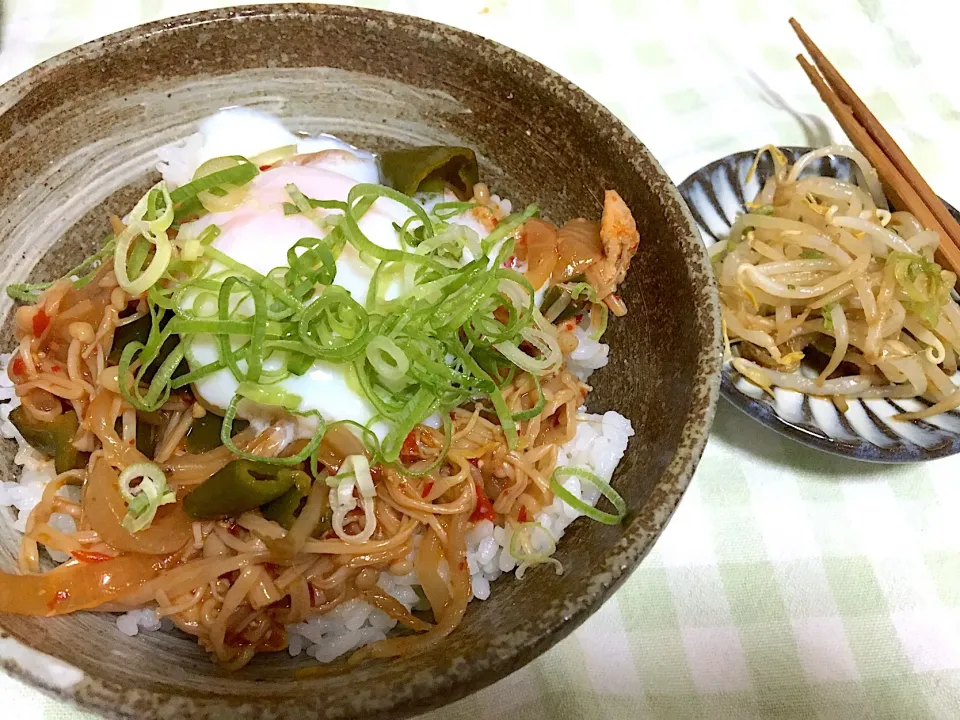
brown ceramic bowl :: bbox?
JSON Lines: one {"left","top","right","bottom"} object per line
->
{"left": 0, "top": 5, "right": 720, "bottom": 719}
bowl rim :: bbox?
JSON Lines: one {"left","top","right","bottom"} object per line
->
{"left": 0, "top": 4, "right": 722, "bottom": 718}
{"left": 680, "top": 144, "right": 960, "bottom": 463}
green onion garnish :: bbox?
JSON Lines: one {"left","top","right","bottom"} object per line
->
{"left": 22, "top": 162, "right": 567, "bottom": 470}
{"left": 550, "top": 466, "right": 627, "bottom": 525}
{"left": 170, "top": 156, "right": 258, "bottom": 207}
{"left": 117, "top": 463, "right": 176, "bottom": 533}
{"left": 509, "top": 521, "right": 562, "bottom": 579}
{"left": 6, "top": 238, "right": 117, "bottom": 303}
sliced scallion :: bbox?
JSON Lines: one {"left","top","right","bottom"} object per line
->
{"left": 550, "top": 467, "right": 627, "bottom": 525}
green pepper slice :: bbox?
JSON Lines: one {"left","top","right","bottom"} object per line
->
{"left": 10, "top": 406, "right": 88, "bottom": 474}
{"left": 183, "top": 460, "right": 309, "bottom": 520}
{"left": 184, "top": 413, "right": 249, "bottom": 454}
{"left": 109, "top": 312, "right": 187, "bottom": 380}
{"left": 135, "top": 421, "right": 159, "bottom": 459}
{"left": 539, "top": 274, "right": 590, "bottom": 323}
{"left": 109, "top": 313, "right": 150, "bottom": 363}
{"left": 379, "top": 146, "right": 479, "bottom": 200}
{"left": 262, "top": 471, "right": 312, "bottom": 529}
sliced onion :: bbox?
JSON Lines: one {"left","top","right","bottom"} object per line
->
{"left": 553, "top": 219, "right": 602, "bottom": 283}
{"left": 0, "top": 554, "right": 163, "bottom": 616}
{"left": 521, "top": 218, "right": 559, "bottom": 290}
{"left": 83, "top": 456, "right": 192, "bottom": 555}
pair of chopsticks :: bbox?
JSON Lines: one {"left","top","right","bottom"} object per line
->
{"left": 789, "top": 18, "right": 960, "bottom": 276}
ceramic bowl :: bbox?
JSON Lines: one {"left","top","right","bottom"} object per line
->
{"left": 0, "top": 5, "right": 721, "bottom": 719}
{"left": 680, "top": 146, "right": 960, "bottom": 462}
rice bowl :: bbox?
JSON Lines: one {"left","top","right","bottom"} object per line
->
{"left": 0, "top": 6, "right": 720, "bottom": 719}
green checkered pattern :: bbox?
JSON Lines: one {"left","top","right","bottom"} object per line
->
{"left": 3, "top": 0, "right": 960, "bottom": 718}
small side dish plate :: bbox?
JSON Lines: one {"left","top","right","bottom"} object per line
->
{"left": 680, "top": 147, "right": 960, "bottom": 462}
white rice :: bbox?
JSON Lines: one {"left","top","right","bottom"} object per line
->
{"left": 460, "top": 407, "right": 633, "bottom": 593}
{"left": 567, "top": 326, "right": 611, "bottom": 381}
{"left": 0, "top": 356, "right": 57, "bottom": 531}
{"left": 287, "top": 571, "right": 419, "bottom": 661}
{"left": 156, "top": 132, "right": 204, "bottom": 189}
{"left": 114, "top": 608, "right": 171, "bottom": 637}
{"left": 0, "top": 124, "right": 630, "bottom": 662}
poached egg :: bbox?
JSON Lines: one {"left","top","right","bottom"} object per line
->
{"left": 162, "top": 108, "right": 492, "bottom": 438}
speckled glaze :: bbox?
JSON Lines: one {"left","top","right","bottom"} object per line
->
{"left": 0, "top": 5, "right": 721, "bottom": 719}
{"left": 680, "top": 146, "right": 960, "bottom": 462}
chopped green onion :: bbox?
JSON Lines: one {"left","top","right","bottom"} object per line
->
{"left": 7, "top": 237, "right": 117, "bottom": 302}
{"left": 114, "top": 182, "right": 175, "bottom": 295}
{"left": 822, "top": 303, "right": 837, "bottom": 331}
{"left": 381, "top": 387, "right": 436, "bottom": 463}
{"left": 297, "top": 286, "right": 370, "bottom": 361}
{"left": 170, "top": 156, "right": 258, "bottom": 207}
{"left": 431, "top": 200, "right": 479, "bottom": 220}
{"left": 481, "top": 204, "right": 539, "bottom": 254}
{"left": 20, "top": 162, "right": 570, "bottom": 475}
{"left": 509, "top": 522, "right": 562, "bottom": 579}
{"left": 366, "top": 335, "right": 410, "bottom": 383}
{"left": 309, "top": 419, "right": 382, "bottom": 478}
{"left": 510, "top": 375, "right": 545, "bottom": 421}
{"left": 286, "top": 184, "right": 341, "bottom": 231}
{"left": 117, "top": 463, "right": 176, "bottom": 533}
{"left": 237, "top": 382, "right": 302, "bottom": 411}
{"left": 342, "top": 455, "right": 376, "bottom": 498}
{"left": 117, "top": 307, "right": 186, "bottom": 413}
{"left": 589, "top": 302, "right": 609, "bottom": 341}
{"left": 395, "top": 412, "right": 452, "bottom": 478}
{"left": 550, "top": 466, "right": 627, "bottom": 525}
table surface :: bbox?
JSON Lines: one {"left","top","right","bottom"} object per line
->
{"left": 3, "top": 1, "right": 960, "bottom": 718}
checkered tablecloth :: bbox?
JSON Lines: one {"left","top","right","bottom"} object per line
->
{"left": 4, "top": 1, "right": 960, "bottom": 718}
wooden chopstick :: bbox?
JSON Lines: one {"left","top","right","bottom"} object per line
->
{"left": 790, "top": 18, "right": 960, "bottom": 253}
{"left": 794, "top": 55, "right": 960, "bottom": 275}
{"left": 790, "top": 19, "right": 960, "bottom": 277}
